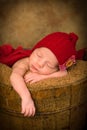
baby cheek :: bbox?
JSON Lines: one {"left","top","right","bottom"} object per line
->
{"left": 45, "top": 67, "right": 58, "bottom": 74}
{"left": 41, "top": 68, "right": 54, "bottom": 75}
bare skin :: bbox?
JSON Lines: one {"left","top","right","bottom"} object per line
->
{"left": 10, "top": 47, "right": 67, "bottom": 117}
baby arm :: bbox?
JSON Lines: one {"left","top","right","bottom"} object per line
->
{"left": 24, "top": 70, "right": 67, "bottom": 84}
{"left": 10, "top": 58, "right": 35, "bottom": 117}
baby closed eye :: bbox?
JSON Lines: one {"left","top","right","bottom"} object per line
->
{"left": 36, "top": 51, "right": 42, "bottom": 58}
{"left": 47, "top": 63, "right": 55, "bottom": 69}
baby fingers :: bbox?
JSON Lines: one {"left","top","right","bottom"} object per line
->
{"left": 24, "top": 74, "right": 34, "bottom": 83}
{"left": 27, "top": 107, "right": 36, "bottom": 117}
{"left": 21, "top": 107, "right": 35, "bottom": 117}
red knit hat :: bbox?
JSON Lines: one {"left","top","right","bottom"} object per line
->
{"left": 32, "top": 32, "right": 78, "bottom": 70}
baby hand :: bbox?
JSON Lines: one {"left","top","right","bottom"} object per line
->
{"left": 21, "top": 96, "right": 36, "bottom": 117}
{"left": 24, "top": 72, "right": 46, "bottom": 84}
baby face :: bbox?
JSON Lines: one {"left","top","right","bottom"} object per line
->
{"left": 29, "top": 47, "right": 58, "bottom": 74}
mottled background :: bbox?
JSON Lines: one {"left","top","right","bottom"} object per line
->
{"left": 0, "top": 0, "right": 87, "bottom": 49}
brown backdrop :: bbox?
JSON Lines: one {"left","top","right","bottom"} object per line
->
{"left": 0, "top": 0, "right": 87, "bottom": 49}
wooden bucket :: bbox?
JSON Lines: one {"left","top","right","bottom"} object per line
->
{"left": 0, "top": 60, "right": 87, "bottom": 130}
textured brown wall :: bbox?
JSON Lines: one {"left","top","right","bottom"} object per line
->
{"left": 0, "top": 0, "right": 87, "bottom": 49}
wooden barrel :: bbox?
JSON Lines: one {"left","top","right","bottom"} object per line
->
{"left": 0, "top": 60, "right": 87, "bottom": 130}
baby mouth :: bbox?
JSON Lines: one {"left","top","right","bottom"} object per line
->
{"left": 31, "top": 65, "right": 39, "bottom": 72}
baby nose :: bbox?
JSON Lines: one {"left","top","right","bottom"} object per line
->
{"left": 38, "top": 60, "right": 45, "bottom": 68}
